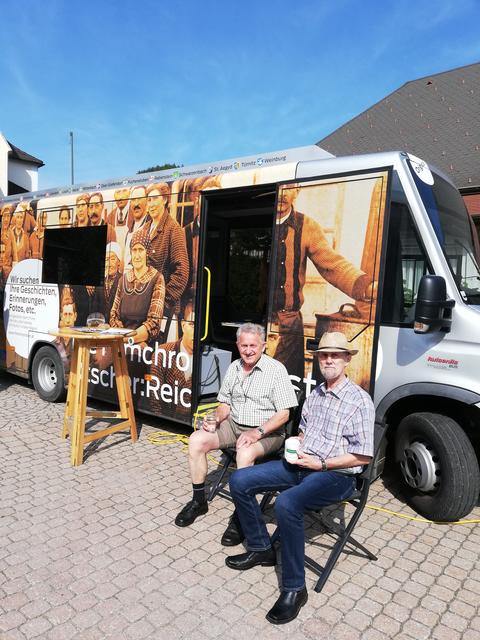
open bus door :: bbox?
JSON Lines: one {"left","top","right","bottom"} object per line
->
{"left": 192, "top": 184, "right": 277, "bottom": 412}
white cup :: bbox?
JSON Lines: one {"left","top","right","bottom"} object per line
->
{"left": 284, "top": 437, "right": 301, "bottom": 463}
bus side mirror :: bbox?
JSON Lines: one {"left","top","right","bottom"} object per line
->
{"left": 414, "top": 275, "right": 455, "bottom": 334}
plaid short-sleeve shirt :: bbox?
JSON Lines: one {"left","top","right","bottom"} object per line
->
{"left": 299, "top": 377, "right": 375, "bottom": 474}
{"left": 217, "top": 354, "right": 298, "bottom": 427}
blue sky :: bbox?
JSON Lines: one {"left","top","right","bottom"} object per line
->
{"left": 1, "top": 0, "right": 479, "bottom": 189}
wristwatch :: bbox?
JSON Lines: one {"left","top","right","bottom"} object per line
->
{"left": 257, "top": 426, "right": 265, "bottom": 438}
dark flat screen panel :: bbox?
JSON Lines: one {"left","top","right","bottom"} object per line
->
{"left": 42, "top": 226, "right": 106, "bottom": 286}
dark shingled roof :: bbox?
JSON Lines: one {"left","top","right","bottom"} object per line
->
{"left": 7, "top": 140, "right": 44, "bottom": 167}
{"left": 317, "top": 62, "right": 480, "bottom": 190}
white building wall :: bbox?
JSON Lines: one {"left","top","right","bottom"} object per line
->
{"left": 8, "top": 159, "right": 39, "bottom": 192}
{"left": 0, "top": 134, "right": 9, "bottom": 196}
{"left": 0, "top": 132, "right": 41, "bottom": 196}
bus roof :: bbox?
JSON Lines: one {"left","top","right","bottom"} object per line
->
{"left": 0, "top": 145, "right": 333, "bottom": 204}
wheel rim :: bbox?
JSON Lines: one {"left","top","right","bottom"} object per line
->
{"left": 37, "top": 356, "right": 58, "bottom": 393}
{"left": 400, "top": 440, "right": 440, "bottom": 492}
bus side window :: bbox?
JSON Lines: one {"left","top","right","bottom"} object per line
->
{"left": 381, "top": 203, "right": 430, "bottom": 325}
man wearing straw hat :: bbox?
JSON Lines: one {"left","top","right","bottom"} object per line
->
{"left": 225, "top": 331, "right": 375, "bottom": 625}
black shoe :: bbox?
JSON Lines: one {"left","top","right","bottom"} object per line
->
{"left": 175, "top": 500, "right": 208, "bottom": 527}
{"left": 225, "top": 548, "right": 276, "bottom": 570}
{"left": 266, "top": 587, "right": 308, "bottom": 624}
{"left": 221, "top": 513, "right": 245, "bottom": 546}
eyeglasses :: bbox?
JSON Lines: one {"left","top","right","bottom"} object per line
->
{"left": 318, "top": 351, "right": 347, "bottom": 360}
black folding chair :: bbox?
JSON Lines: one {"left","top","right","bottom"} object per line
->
{"left": 207, "top": 388, "right": 305, "bottom": 502}
{"left": 268, "top": 418, "right": 386, "bottom": 593}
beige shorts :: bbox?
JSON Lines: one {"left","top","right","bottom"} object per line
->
{"left": 217, "top": 416, "right": 285, "bottom": 455}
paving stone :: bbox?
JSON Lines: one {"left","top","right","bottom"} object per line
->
{"left": 70, "top": 592, "right": 98, "bottom": 613}
{"left": 440, "top": 611, "right": 470, "bottom": 633}
{"left": 402, "top": 619, "right": 432, "bottom": 640}
{"left": 0, "top": 591, "right": 30, "bottom": 611}
{"left": 432, "top": 624, "right": 462, "bottom": 640}
{"left": 0, "top": 609, "right": 27, "bottom": 632}
{"left": 448, "top": 598, "right": 476, "bottom": 618}
{"left": 70, "top": 608, "right": 102, "bottom": 631}
{"left": 46, "top": 621, "right": 78, "bottom": 640}
{"left": 331, "top": 622, "right": 362, "bottom": 639}
{"left": 355, "top": 596, "right": 383, "bottom": 618}
{"left": 361, "top": 630, "right": 388, "bottom": 640}
{"left": 315, "top": 603, "right": 344, "bottom": 625}
{"left": 411, "top": 605, "right": 440, "bottom": 627}
{"left": 341, "top": 609, "right": 372, "bottom": 631}
{"left": 19, "top": 615, "right": 53, "bottom": 638}
{"left": 403, "top": 580, "right": 429, "bottom": 598}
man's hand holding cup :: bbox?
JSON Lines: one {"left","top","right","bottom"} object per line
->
{"left": 284, "top": 436, "right": 301, "bottom": 463}
{"left": 203, "top": 411, "right": 218, "bottom": 433}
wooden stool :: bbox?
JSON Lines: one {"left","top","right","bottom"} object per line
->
{"left": 52, "top": 329, "right": 137, "bottom": 466}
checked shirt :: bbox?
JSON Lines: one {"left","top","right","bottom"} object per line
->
{"left": 299, "top": 377, "right": 375, "bottom": 474}
{"left": 217, "top": 354, "right": 297, "bottom": 427}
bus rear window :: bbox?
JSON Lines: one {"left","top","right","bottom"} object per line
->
{"left": 42, "top": 226, "right": 106, "bottom": 286}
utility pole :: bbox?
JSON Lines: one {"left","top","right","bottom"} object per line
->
{"left": 69, "top": 131, "right": 74, "bottom": 185}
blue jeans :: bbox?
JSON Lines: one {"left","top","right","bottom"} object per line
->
{"left": 229, "top": 460, "right": 356, "bottom": 591}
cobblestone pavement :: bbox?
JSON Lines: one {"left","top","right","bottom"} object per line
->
{"left": 1, "top": 371, "right": 480, "bottom": 640}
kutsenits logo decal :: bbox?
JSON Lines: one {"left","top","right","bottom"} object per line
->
{"left": 426, "top": 354, "right": 459, "bottom": 369}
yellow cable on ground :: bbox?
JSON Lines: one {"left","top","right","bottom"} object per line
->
{"left": 147, "top": 402, "right": 224, "bottom": 466}
{"left": 363, "top": 503, "right": 480, "bottom": 525}
{"left": 146, "top": 430, "right": 190, "bottom": 448}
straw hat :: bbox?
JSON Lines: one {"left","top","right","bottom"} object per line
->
{"left": 313, "top": 332, "right": 358, "bottom": 355}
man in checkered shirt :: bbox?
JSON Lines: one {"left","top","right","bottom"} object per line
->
{"left": 174, "top": 323, "right": 298, "bottom": 545}
{"left": 225, "top": 332, "right": 375, "bottom": 625}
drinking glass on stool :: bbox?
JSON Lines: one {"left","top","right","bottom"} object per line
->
{"left": 86, "top": 312, "right": 106, "bottom": 328}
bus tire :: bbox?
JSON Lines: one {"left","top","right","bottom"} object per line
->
{"left": 395, "top": 412, "right": 480, "bottom": 522}
{"left": 32, "top": 346, "right": 66, "bottom": 403}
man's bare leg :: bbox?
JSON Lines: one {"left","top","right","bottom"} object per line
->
{"left": 235, "top": 442, "right": 264, "bottom": 469}
{"left": 188, "top": 429, "right": 221, "bottom": 483}
{"left": 175, "top": 429, "right": 220, "bottom": 527}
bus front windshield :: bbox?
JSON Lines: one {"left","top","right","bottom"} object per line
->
{"left": 410, "top": 163, "right": 480, "bottom": 304}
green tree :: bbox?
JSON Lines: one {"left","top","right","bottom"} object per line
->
{"left": 137, "top": 163, "right": 182, "bottom": 174}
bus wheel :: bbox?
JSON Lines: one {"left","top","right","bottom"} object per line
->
{"left": 395, "top": 412, "right": 480, "bottom": 522}
{"left": 32, "top": 346, "right": 66, "bottom": 403}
